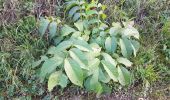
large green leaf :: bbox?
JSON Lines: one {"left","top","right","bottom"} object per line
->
{"left": 86, "top": 43, "right": 101, "bottom": 59}
{"left": 73, "top": 39, "right": 92, "bottom": 52}
{"left": 48, "top": 71, "right": 62, "bottom": 92}
{"left": 102, "top": 53, "right": 117, "bottom": 67}
{"left": 120, "top": 37, "right": 133, "bottom": 58}
{"left": 122, "top": 26, "right": 139, "bottom": 39}
{"left": 99, "top": 68, "right": 111, "bottom": 83}
{"left": 40, "top": 57, "right": 63, "bottom": 82}
{"left": 87, "top": 58, "right": 100, "bottom": 76}
{"left": 49, "top": 21, "right": 57, "bottom": 38}
{"left": 117, "top": 66, "right": 131, "bottom": 86}
{"left": 64, "top": 58, "right": 84, "bottom": 86}
{"left": 38, "top": 18, "right": 50, "bottom": 36}
{"left": 73, "top": 13, "right": 81, "bottom": 21}
{"left": 55, "top": 40, "right": 73, "bottom": 51}
{"left": 58, "top": 74, "right": 68, "bottom": 88}
{"left": 105, "top": 36, "right": 117, "bottom": 54}
{"left": 48, "top": 71, "right": 68, "bottom": 92}
{"left": 101, "top": 60, "right": 118, "bottom": 82}
{"left": 69, "top": 48, "right": 88, "bottom": 70}
{"left": 84, "top": 67, "right": 103, "bottom": 94}
{"left": 95, "top": 36, "right": 105, "bottom": 47}
{"left": 68, "top": 6, "right": 80, "bottom": 18}
{"left": 117, "top": 57, "right": 132, "bottom": 67}
{"left": 61, "top": 25, "right": 76, "bottom": 36}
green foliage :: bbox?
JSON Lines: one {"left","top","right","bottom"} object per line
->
{"left": 136, "top": 65, "right": 159, "bottom": 83}
{"left": 162, "top": 19, "right": 170, "bottom": 38}
{"left": 0, "top": 16, "right": 47, "bottom": 98}
{"left": 34, "top": 0, "right": 140, "bottom": 94}
{"left": 38, "top": 17, "right": 61, "bottom": 39}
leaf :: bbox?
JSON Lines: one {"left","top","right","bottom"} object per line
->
{"left": 130, "top": 40, "right": 140, "bottom": 57}
{"left": 95, "top": 36, "right": 105, "bottom": 47}
{"left": 64, "top": 58, "right": 84, "bottom": 86}
{"left": 109, "top": 27, "right": 119, "bottom": 36}
{"left": 117, "top": 66, "right": 131, "bottom": 86}
{"left": 48, "top": 71, "right": 68, "bottom": 92}
{"left": 71, "top": 31, "right": 81, "bottom": 38}
{"left": 101, "top": 60, "right": 118, "bottom": 82}
{"left": 55, "top": 40, "right": 73, "bottom": 51}
{"left": 99, "top": 68, "right": 111, "bottom": 83}
{"left": 38, "top": 18, "right": 50, "bottom": 36}
{"left": 87, "top": 58, "right": 100, "bottom": 75}
{"left": 73, "top": 13, "right": 81, "bottom": 22}
{"left": 53, "top": 37, "right": 63, "bottom": 46}
{"left": 68, "top": 6, "right": 80, "bottom": 18}
{"left": 122, "top": 26, "right": 139, "bottom": 39}
{"left": 69, "top": 48, "right": 88, "bottom": 70}
{"left": 86, "top": 43, "right": 101, "bottom": 59}
{"left": 61, "top": 25, "right": 76, "bottom": 36}
{"left": 58, "top": 74, "right": 68, "bottom": 88}
{"left": 40, "top": 58, "right": 62, "bottom": 82}
{"left": 47, "top": 46, "right": 60, "bottom": 54}
{"left": 74, "top": 21, "right": 84, "bottom": 31}
{"left": 86, "top": 10, "right": 98, "bottom": 16}
{"left": 119, "top": 37, "right": 133, "bottom": 58}
{"left": 48, "top": 71, "right": 62, "bottom": 92}
{"left": 73, "top": 39, "right": 92, "bottom": 52}
{"left": 117, "top": 57, "right": 132, "bottom": 67}
{"left": 32, "top": 56, "right": 48, "bottom": 68}
{"left": 84, "top": 67, "right": 103, "bottom": 94}
{"left": 105, "top": 36, "right": 117, "bottom": 54}
{"left": 66, "top": 0, "right": 78, "bottom": 11}
{"left": 49, "top": 21, "right": 57, "bottom": 38}
{"left": 102, "top": 52, "right": 117, "bottom": 67}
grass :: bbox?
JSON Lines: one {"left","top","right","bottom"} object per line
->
{"left": 0, "top": 16, "right": 48, "bottom": 98}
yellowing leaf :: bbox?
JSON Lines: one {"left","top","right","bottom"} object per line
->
{"left": 102, "top": 53, "right": 117, "bottom": 67}
{"left": 64, "top": 58, "right": 84, "bottom": 87}
{"left": 101, "top": 60, "right": 118, "bottom": 82}
{"left": 117, "top": 57, "right": 133, "bottom": 67}
{"left": 48, "top": 71, "right": 68, "bottom": 92}
{"left": 48, "top": 71, "right": 62, "bottom": 92}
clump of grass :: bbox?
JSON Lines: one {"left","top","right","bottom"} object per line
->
{"left": 0, "top": 16, "right": 48, "bottom": 98}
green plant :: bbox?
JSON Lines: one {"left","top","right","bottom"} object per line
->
{"left": 34, "top": 0, "right": 140, "bottom": 95}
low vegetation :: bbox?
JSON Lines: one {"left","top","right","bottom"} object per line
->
{"left": 0, "top": 0, "right": 169, "bottom": 99}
